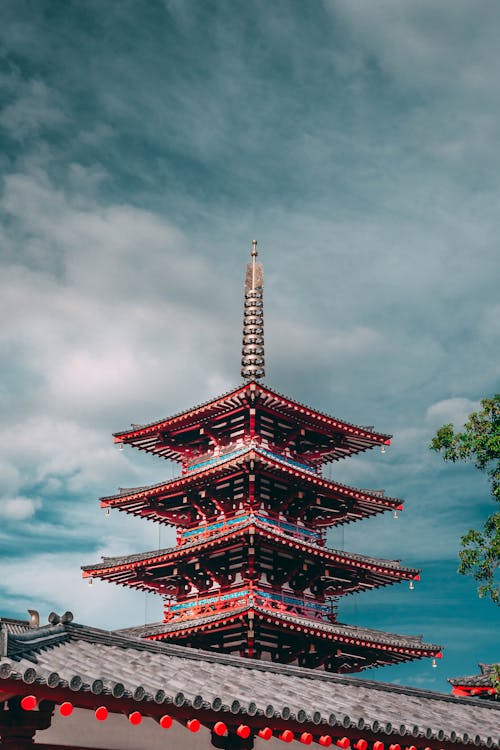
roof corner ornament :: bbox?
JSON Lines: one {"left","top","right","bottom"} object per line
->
{"left": 241, "top": 240, "right": 265, "bottom": 381}
{"left": 47, "top": 610, "right": 73, "bottom": 626}
{"left": 27, "top": 609, "right": 39, "bottom": 629}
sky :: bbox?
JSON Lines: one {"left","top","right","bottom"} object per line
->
{"left": 0, "top": 0, "right": 499, "bottom": 693}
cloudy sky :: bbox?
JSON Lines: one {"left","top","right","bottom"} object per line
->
{"left": 1, "top": 0, "right": 498, "bottom": 691}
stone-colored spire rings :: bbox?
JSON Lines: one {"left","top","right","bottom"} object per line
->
{"left": 241, "top": 240, "right": 265, "bottom": 380}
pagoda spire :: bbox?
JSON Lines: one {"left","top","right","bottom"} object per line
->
{"left": 241, "top": 239, "right": 265, "bottom": 380}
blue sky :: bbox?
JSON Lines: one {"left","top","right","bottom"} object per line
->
{"left": 0, "top": 0, "right": 498, "bottom": 692}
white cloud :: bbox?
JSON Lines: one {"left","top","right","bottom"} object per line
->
{"left": 0, "top": 552, "right": 162, "bottom": 630}
{"left": 0, "top": 496, "right": 41, "bottom": 520}
{"left": 425, "top": 398, "right": 480, "bottom": 429}
{"left": 0, "top": 172, "right": 239, "bottom": 428}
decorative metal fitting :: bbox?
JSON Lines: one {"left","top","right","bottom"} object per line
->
{"left": 241, "top": 240, "right": 265, "bottom": 380}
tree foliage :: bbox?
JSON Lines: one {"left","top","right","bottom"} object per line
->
{"left": 430, "top": 395, "right": 500, "bottom": 604}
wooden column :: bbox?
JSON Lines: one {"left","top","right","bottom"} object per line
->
{"left": 211, "top": 729, "right": 254, "bottom": 750}
{"left": 0, "top": 699, "right": 53, "bottom": 750}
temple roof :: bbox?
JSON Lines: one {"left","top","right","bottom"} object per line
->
{"left": 82, "top": 517, "right": 419, "bottom": 595}
{"left": 1, "top": 616, "right": 493, "bottom": 748}
{"left": 100, "top": 446, "right": 403, "bottom": 526}
{"left": 448, "top": 663, "right": 499, "bottom": 700}
{"left": 448, "top": 663, "right": 499, "bottom": 687}
{"left": 113, "top": 382, "right": 391, "bottom": 464}
{"left": 121, "top": 606, "right": 441, "bottom": 662}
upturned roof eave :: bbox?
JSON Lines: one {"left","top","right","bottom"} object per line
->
{"left": 131, "top": 606, "right": 442, "bottom": 657}
{"left": 112, "top": 380, "right": 391, "bottom": 446}
{"left": 81, "top": 519, "right": 419, "bottom": 582}
{"left": 99, "top": 446, "right": 403, "bottom": 511}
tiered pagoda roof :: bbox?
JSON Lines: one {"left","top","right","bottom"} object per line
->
{"left": 120, "top": 610, "right": 441, "bottom": 673}
{"left": 99, "top": 444, "right": 403, "bottom": 527}
{"left": 83, "top": 516, "right": 419, "bottom": 598}
{"left": 82, "top": 240, "right": 441, "bottom": 676}
{"left": 113, "top": 381, "right": 391, "bottom": 466}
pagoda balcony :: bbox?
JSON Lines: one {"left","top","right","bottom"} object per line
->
{"left": 164, "top": 584, "right": 336, "bottom": 625}
{"left": 177, "top": 510, "right": 326, "bottom": 546}
{"left": 184, "top": 438, "right": 318, "bottom": 476}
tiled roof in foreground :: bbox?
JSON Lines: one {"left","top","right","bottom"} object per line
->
{"left": 1, "top": 616, "right": 499, "bottom": 748}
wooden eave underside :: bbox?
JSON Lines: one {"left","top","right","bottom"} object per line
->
{"left": 113, "top": 382, "right": 391, "bottom": 463}
{"left": 81, "top": 520, "right": 419, "bottom": 596}
{"left": 137, "top": 605, "right": 441, "bottom": 673}
{"left": 100, "top": 448, "right": 403, "bottom": 527}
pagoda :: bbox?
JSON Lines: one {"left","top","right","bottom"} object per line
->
{"left": 83, "top": 241, "right": 442, "bottom": 674}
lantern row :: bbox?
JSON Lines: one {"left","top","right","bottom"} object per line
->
{"left": 20, "top": 696, "right": 450, "bottom": 749}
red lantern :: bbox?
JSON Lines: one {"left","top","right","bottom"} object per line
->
{"left": 373, "top": 743, "right": 384, "bottom": 750}
{"left": 160, "top": 714, "right": 173, "bottom": 729}
{"left": 237, "top": 725, "right": 251, "bottom": 739}
{"left": 187, "top": 718, "right": 201, "bottom": 732}
{"left": 129, "top": 711, "right": 142, "bottom": 725}
{"left": 355, "top": 741, "right": 368, "bottom": 750}
{"left": 59, "top": 702, "right": 73, "bottom": 717}
{"left": 320, "top": 736, "right": 333, "bottom": 747}
{"left": 337, "top": 738, "right": 350, "bottom": 749}
{"left": 21, "top": 695, "right": 37, "bottom": 711}
{"left": 407, "top": 745, "right": 417, "bottom": 750}
{"left": 300, "top": 732, "right": 313, "bottom": 745}
{"left": 214, "top": 721, "right": 227, "bottom": 736}
{"left": 258, "top": 727, "right": 273, "bottom": 740}
{"left": 280, "top": 729, "right": 294, "bottom": 743}
{"left": 95, "top": 706, "right": 108, "bottom": 721}
{"left": 389, "top": 745, "right": 400, "bottom": 750}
